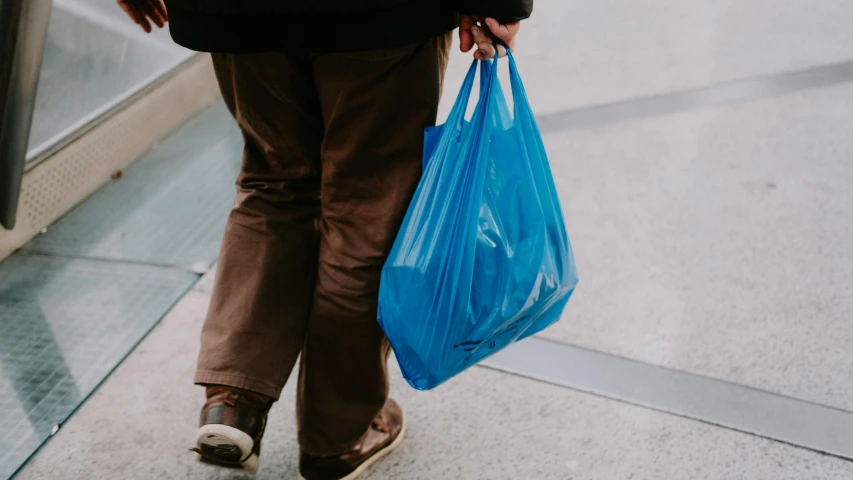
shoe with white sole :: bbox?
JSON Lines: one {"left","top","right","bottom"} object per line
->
{"left": 191, "top": 385, "right": 273, "bottom": 473}
{"left": 298, "top": 398, "right": 405, "bottom": 480}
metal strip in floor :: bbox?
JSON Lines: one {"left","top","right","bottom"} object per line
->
{"left": 537, "top": 60, "right": 853, "bottom": 132}
{"left": 482, "top": 336, "right": 853, "bottom": 460}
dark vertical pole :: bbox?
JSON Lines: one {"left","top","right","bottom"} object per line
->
{"left": 0, "top": 0, "right": 51, "bottom": 230}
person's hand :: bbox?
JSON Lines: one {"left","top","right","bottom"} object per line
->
{"left": 459, "top": 16, "right": 520, "bottom": 59}
{"left": 117, "top": 0, "right": 168, "bottom": 33}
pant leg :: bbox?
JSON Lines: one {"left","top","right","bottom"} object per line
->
{"left": 297, "top": 33, "right": 453, "bottom": 456}
{"left": 195, "top": 52, "right": 324, "bottom": 400}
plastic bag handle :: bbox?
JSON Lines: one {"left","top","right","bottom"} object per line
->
{"left": 445, "top": 61, "right": 479, "bottom": 133}
{"left": 470, "top": 37, "right": 536, "bottom": 128}
{"left": 500, "top": 44, "right": 535, "bottom": 124}
{"left": 445, "top": 39, "right": 506, "bottom": 135}
{"left": 479, "top": 38, "right": 505, "bottom": 90}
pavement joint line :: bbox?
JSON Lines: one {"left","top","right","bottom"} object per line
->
{"left": 536, "top": 59, "right": 853, "bottom": 132}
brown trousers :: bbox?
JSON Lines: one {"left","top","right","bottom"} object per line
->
{"left": 195, "top": 34, "right": 452, "bottom": 456}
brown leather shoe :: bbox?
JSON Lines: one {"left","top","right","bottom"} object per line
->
{"left": 191, "top": 385, "right": 273, "bottom": 473}
{"left": 298, "top": 398, "right": 406, "bottom": 480}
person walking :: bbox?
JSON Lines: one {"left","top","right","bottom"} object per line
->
{"left": 117, "top": 0, "right": 529, "bottom": 478}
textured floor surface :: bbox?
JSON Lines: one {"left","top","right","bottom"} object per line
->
{"left": 15, "top": 276, "right": 853, "bottom": 480}
{"left": 7, "top": 0, "right": 853, "bottom": 477}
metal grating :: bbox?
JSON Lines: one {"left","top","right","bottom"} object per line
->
{"left": 0, "top": 253, "right": 197, "bottom": 479}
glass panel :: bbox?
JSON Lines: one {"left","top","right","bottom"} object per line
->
{"left": 25, "top": 0, "right": 192, "bottom": 160}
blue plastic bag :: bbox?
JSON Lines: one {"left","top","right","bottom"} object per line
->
{"left": 377, "top": 50, "right": 578, "bottom": 390}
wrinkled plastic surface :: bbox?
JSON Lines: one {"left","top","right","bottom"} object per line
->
{"left": 377, "top": 52, "right": 578, "bottom": 390}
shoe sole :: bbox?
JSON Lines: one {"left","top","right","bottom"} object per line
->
{"left": 196, "top": 424, "right": 259, "bottom": 473}
{"left": 297, "top": 418, "right": 406, "bottom": 480}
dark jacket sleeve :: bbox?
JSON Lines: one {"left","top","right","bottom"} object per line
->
{"left": 455, "top": 0, "right": 533, "bottom": 22}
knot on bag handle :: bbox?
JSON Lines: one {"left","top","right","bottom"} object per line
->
{"left": 492, "top": 37, "right": 510, "bottom": 59}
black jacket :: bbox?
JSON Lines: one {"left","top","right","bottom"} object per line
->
{"left": 165, "top": 0, "right": 533, "bottom": 53}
